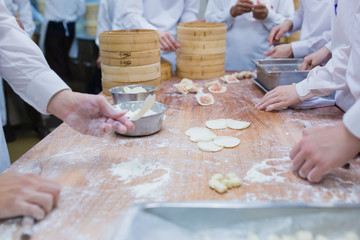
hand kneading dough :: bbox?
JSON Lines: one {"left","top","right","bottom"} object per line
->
{"left": 214, "top": 136, "right": 240, "bottom": 148}
{"left": 205, "top": 119, "right": 227, "bottom": 129}
{"left": 226, "top": 119, "right": 251, "bottom": 130}
{"left": 197, "top": 141, "right": 223, "bottom": 152}
{"left": 185, "top": 127, "right": 216, "bottom": 142}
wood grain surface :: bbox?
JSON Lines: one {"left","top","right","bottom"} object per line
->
{"left": 1, "top": 75, "right": 359, "bottom": 240}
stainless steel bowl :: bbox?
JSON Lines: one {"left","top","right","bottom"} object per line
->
{"left": 114, "top": 101, "right": 167, "bottom": 137}
{"left": 109, "top": 85, "right": 158, "bottom": 104}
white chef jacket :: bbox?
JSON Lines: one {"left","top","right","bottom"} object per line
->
{"left": 95, "top": 0, "right": 122, "bottom": 46}
{"left": 112, "top": 0, "right": 200, "bottom": 68}
{"left": 205, "top": 0, "right": 294, "bottom": 71}
{"left": 3, "top": 0, "right": 35, "bottom": 36}
{"left": 296, "top": 0, "right": 360, "bottom": 139}
{"left": 39, "top": 0, "right": 86, "bottom": 51}
{"left": 0, "top": 2, "right": 70, "bottom": 172}
{"left": 290, "top": 0, "right": 332, "bottom": 58}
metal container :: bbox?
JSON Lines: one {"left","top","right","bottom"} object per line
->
{"left": 109, "top": 85, "right": 157, "bottom": 104}
{"left": 253, "top": 58, "right": 310, "bottom": 92}
{"left": 114, "top": 202, "right": 360, "bottom": 240}
{"left": 114, "top": 101, "right": 166, "bottom": 136}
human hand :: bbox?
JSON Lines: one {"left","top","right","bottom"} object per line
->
{"left": 268, "top": 20, "right": 293, "bottom": 45}
{"left": 15, "top": 18, "right": 25, "bottom": 30}
{"left": 264, "top": 43, "right": 294, "bottom": 59}
{"left": 0, "top": 171, "right": 60, "bottom": 220}
{"left": 291, "top": 123, "right": 360, "bottom": 183}
{"left": 299, "top": 46, "right": 332, "bottom": 70}
{"left": 47, "top": 90, "right": 135, "bottom": 136}
{"left": 230, "top": 0, "right": 254, "bottom": 17}
{"left": 96, "top": 56, "right": 101, "bottom": 69}
{"left": 157, "top": 31, "right": 181, "bottom": 52}
{"left": 256, "top": 84, "right": 301, "bottom": 111}
{"left": 252, "top": 3, "right": 268, "bottom": 20}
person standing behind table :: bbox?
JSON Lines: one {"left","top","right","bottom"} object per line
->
{"left": 205, "top": 0, "right": 294, "bottom": 71}
{"left": 113, "top": 0, "right": 200, "bottom": 69}
{"left": 256, "top": 0, "right": 360, "bottom": 183}
{"left": 265, "top": 0, "right": 332, "bottom": 60}
{"left": 0, "top": 2, "right": 134, "bottom": 220}
{"left": 40, "top": 0, "right": 85, "bottom": 82}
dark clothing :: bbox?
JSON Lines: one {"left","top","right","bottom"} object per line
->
{"left": 44, "top": 21, "right": 75, "bottom": 82}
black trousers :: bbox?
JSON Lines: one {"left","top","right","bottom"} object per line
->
{"left": 45, "top": 21, "right": 75, "bottom": 82}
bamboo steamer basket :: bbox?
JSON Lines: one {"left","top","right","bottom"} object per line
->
{"left": 176, "top": 53, "right": 225, "bottom": 67}
{"left": 102, "top": 78, "right": 162, "bottom": 93}
{"left": 99, "top": 30, "right": 160, "bottom": 52}
{"left": 176, "top": 22, "right": 226, "bottom": 79}
{"left": 177, "top": 22, "right": 227, "bottom": 41}
{"left": 161, "top": 59, "right": 172, "bottom": 81}
{"left": 101, "top": 63, "right": 160, "bottom": 82}
{"left": 100, "top": 49, "right": 160, "bottom": 67}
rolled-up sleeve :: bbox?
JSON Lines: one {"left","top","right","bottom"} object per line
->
{"left": 0, "top": 3, "right": 69, "bottom": 114}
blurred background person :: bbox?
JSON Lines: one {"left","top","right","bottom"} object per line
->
{"left": 205, "top": 0, "right": 294, "bottom": 71}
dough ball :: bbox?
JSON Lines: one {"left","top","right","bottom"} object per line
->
{"left": 226, "top": 119, "right": 251, "bottom": 130}
{"left": 210, "top": 173, "right": 224, "bottom": 182}
{"left": 208, "top": 176, "right": 227, "bottom": 194}
{"left": 205, "top": 119, "right": 228, "bottom": 130}
{"left": 296, "top": 231, "right": 313, "bottom": 240}
{"left": 214, "top": 136, "right": 240, "bottom": 148}
{"left": 197, "top": 141, "right": 223, "bottom": 152}
{"left": 222, "top": 173, "right": 242, "bottom": 188}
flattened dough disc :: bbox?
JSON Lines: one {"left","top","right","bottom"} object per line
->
{"left": 197, "top": 141, "right": 223, "bottom": 152}
{"left": 214, "top": 136, "right": 240, "bottom": 148}
{"left": 205, "top": 119, "right": 227, "bottom": 130}
{"left": 226, "top": 119, "right": 251, "bottom": 130}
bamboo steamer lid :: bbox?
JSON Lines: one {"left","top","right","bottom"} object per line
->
{"left": 99, "top": 30, "right": 160, "bottom": 52}
{"left": 161, "top": 59, "right": 172, "bottom": 81}
{"left": 177, "top": 22, "right": 226, "bottom": 41}
{"left": 100, "top": 49, "right": 160, "bottom": 67}
{"left": 101, "top": 63, "right": 160, "bottom": 82}
{"left": 176, "top": 53, "right": 225, "bottom": 67}
{"left": 102, "top": 78, "right": 161, "bottom": 95}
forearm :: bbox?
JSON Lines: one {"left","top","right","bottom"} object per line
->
{"left": 291, "top": 31, "right": 331, "bottom": 58}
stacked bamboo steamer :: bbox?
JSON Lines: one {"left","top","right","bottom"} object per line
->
{"left": 161, "top": 59, "right": 172, "bottom": 81}
{"left": 176, "top": 22, "right": 226, "bottom": 79}
{"left": 99, "top": 30, "right": 161, "bottom": 95}
{"left": 84, "top": 3, "right": 99, "bottom": 37}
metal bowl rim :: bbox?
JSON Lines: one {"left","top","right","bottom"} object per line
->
{"left": 109, "top": 85, "right": 158, "bottom": 95}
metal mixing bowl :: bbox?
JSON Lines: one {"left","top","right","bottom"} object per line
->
{"left": 109, "top": 85, "right": 157, "bottom": 104}
{"left": 114, "top": 101, "right": 167, "bottom": 137}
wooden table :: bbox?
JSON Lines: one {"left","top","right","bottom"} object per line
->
{"left": 1, "top": 76, "right": 359, "bottom": 239}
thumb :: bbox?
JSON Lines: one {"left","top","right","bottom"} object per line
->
{"left": 299, "top": 58, "right": 311, "bottom": 70}
{"left": 98, "top": 96, "right": 127, "bottom": 119}
{"left": 264, "top": 48, "right": 276, "bottom": 57}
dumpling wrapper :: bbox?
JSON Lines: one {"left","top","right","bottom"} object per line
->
{"left": 186, "top": 127, "right": 216, "bottom": 142}
{"left": 197, "top": 141, "right": 223, "bottom": 152}
{"left": 196, "top": 93, "right": 214, "bottom": 106}
{"left": 220, "top": 75, "right": 239, "bottom": 84}
{"left": 123, "top": 86, "right": 147, "bottom": 94}
{"left": 226, "top": 119, "right": 251, "bottom": 130}
{"left": 208, "top": 84, "right": 227, "bottom": 93}
{"left": 214, "top": 136, "right": 240, "bottom": 148}
{"left": 205, "top": 119, "right": 227, "bottom": 130}
{"left": 205, "top": 80, "right": 220, "bottom": 88}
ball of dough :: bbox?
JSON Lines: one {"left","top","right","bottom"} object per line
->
{"left": 208, "top": 178, "right": 227, "bottom": 194}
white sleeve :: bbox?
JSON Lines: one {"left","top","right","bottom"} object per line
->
{"left": 291, "top": 30, "right": 332, "bottom": 58}
{"left": 13, "top": 0, "right": 35, "bottom": 36}
{"left": 343, "top": 12, "right": 360, "bottom": 139}
{"left": 289, "top": 1, "right": 303, "bottom": 32}
{"left": 96, "top": 0, "right": 110, "bottom": 46}
{"left": 0, "top": 3, "right": 69, "bottom": 114}
{"left": 76, "top": 0, "right": 86, "bottom": 19}
{"left": 261, "top": 0, "right": 295, "bottom": 31}
{"left": 113, "top": 0, "right": 157, "bottom": 30}
{"left": 205, "top": 0, "right": 236, "bottom": 29}
{"left": 180, "top": 0, "right": 200, "bottom": 23}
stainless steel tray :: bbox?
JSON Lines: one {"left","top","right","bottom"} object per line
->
{"left": 114, "top": 202, "right": 360, "bottom": 240}
{"left": 253, "top": 58, "right": 310, "bottom": 92}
